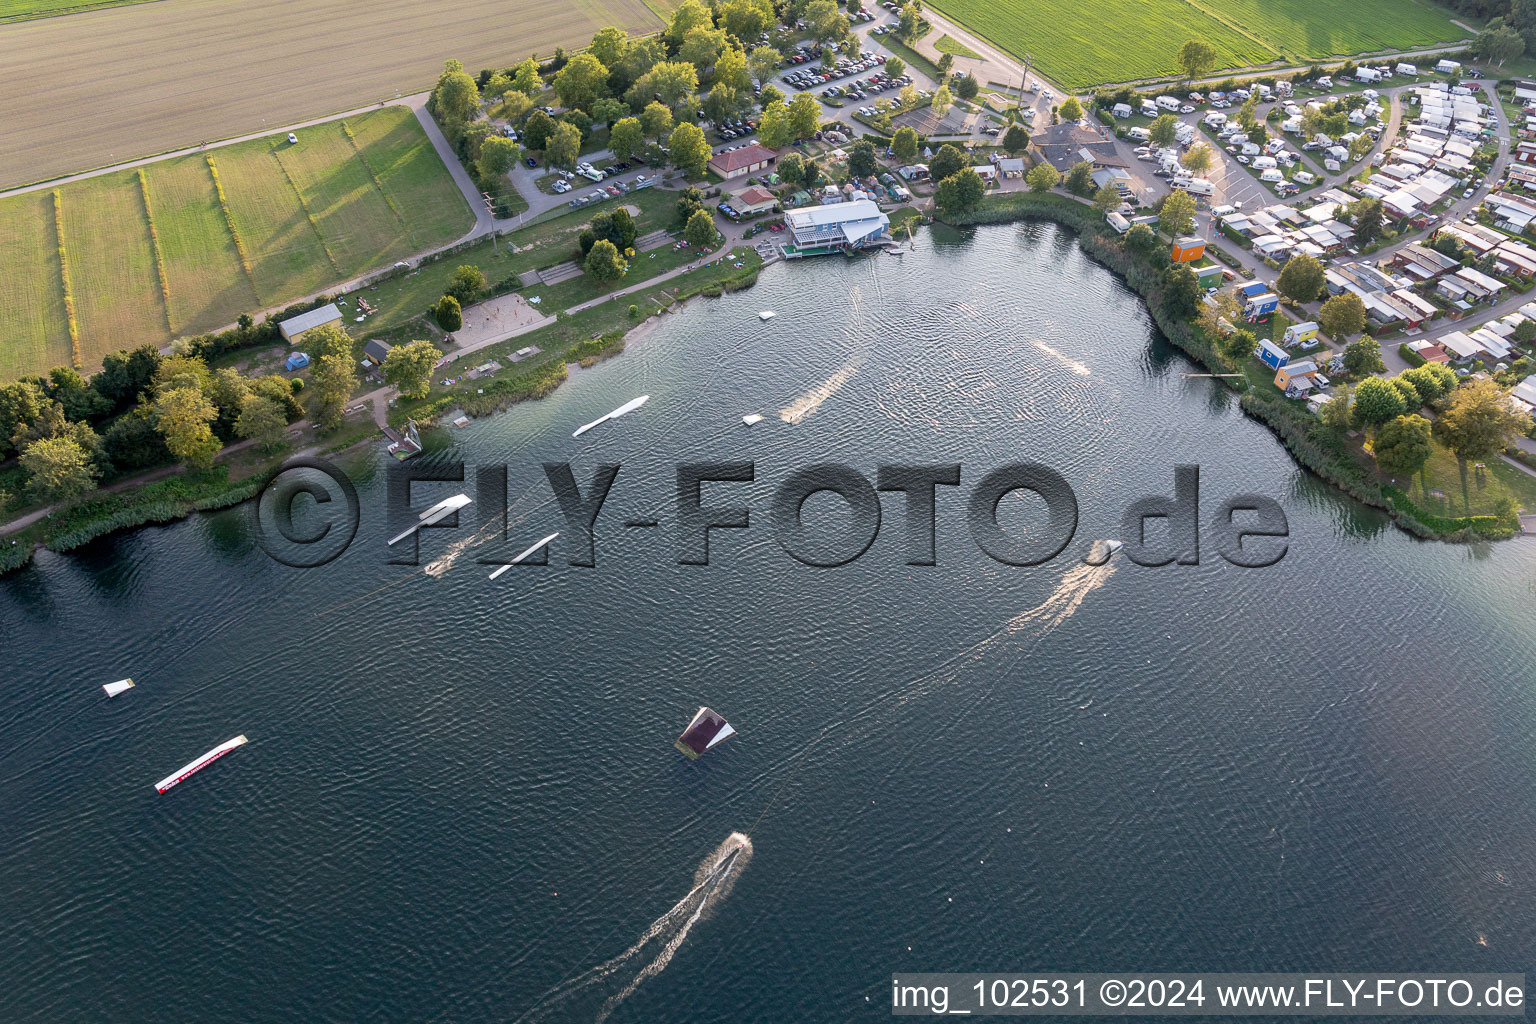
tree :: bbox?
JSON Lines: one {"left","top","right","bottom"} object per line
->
{"left": 1320, "top": 382, "right": 1353, "bottom": 432}
{"left": 1342, "top": 337, "right": 1386, "bottom": 377}
{"left": 666, "top": 0, "right": 712, "bottom": 46}
{"left": 1350, "top": 376, "right": 1407, "bottom": 433}
{"left": 610, "top": 117, "right": 645, "bottom": 163}
{"left": 1351, "top": 197, "right": 1384, "bottom": 245}
{"left": 1373, "top": 414, "right": 1434, "bottom": 479}
{"left": 935, "top": 169, "right": 986, "bottom": 215}
{"left": 721, "top": 0, "right": 774, "bottom": 38}
{"left": 885, "top": 56, "right": 906, "bottom": 81}
{"left": 1319, "top": 292, "right": 1367, "bottom": 340}
{"left": 1477, "top": 19, "right": 1526, "bottom": 66}
{"left": 1433, "top": 377, "right": 1535, "bottom": 468}
{"left": 1163, "top": 265, "right": 1202, "bottom": 317}
{"left": 1149, "top": 112, "right": 1180, "bottom": 147}
{"left": 927, "top": 143, "right": 965, "bottom": 183}
{"left": 639, "top": 100, "right": 674, "bottom": 141}
{"left": 668, "top": 121, "right": 712, "bottom": 178}
{"left": 937, "top": 52, "right": 954, "bottom": 76}
{"left": 675, "top": 186, "right": 706, "bottom": 227}
{"left": 1058, "top": 95, "right": 1083, "bottom": 121}
{"left": 93, "top": 344, "right": 161, "bottom": 410}
{"left": 627, "top": 61, "right": 699, "bottom": 121}
{"left": 930, "top": 83, "right": 953, "bottom": 117}
{"left": 584, "top": 239, "right": 627, "bottom": 282}
{"left": 684, "top": 208, "right": 718, "bottom": 248}
{"left": 590, "top": 26, "right": 630, "bottom": 68}
{"left": 759, "top": 100, "right": 793, "bottom": 147}
{"left": 20, "top": 436, "right": 97, "bottom": 504}
{"left": 744, "top": 45, "right": 779, "bottom": 91}
{"left": 511, "top": 57, "right": 542, "bottom": 96}
{"left": 430, "top": 60, "right": 480, "bottom": 129}
{"left": 897, "top": 4, "right": 921, "bottom": 40}
{"left": 1391, "top": 374, "right": 1424, "bottom": 408}
{"left": 787, "top": 91, "right": 820, "bottom": 138}
{"left": 777, "top": 151, "right": 804, "bottom": 188}
{"left": 848, "top": 139, "right": 878, "bottom": 179}
{"left": 1176, "top": 39, "right": 1219, "bottom": 81}
{"left": 1401, "top": 365, "right": 1450, "bottom": 404}
{"left": 307, "top": 352, "right": 357, "bottom": 431}
{"left": 1026, "top": 161, "right": 1060, "bottom": 193}
{"left": 1275, "top": 254, "right": 1325, "bottom": 305}
{"left": 680, "top": 25, "right": 728, "bottom": 72}
{"left": 545, "top": 121, "right": 581, "bottom": 168}
{"left": 1001, "top": 125, "right": 1029, "bottom": 155}
{"left": 802, "top": 157, "right": 821, "bottom": 189}
{"left": 553, "top": 52, "right": 608, "bottom": 112}
{"left": 591, "top": 97, "right": 627, "bottom": 128}
{"left": 1125, "top": 223, "right": 1155, "bottom": 252}
{"left": 497, "top": 90, "right": 533, "bottom": 124}
{"left": 1064, "top": 159, "right": 1095, "bottom": 196}
{"left": 477, "top": 135, "right": 519, "bottom": 180}
{"left": 1159, "top": 189, "right": 1196, "bottom": 236}
{"left": 805, "top": 0, "right": 849, "bottom": 42}
{"left": 0, "top": 380, "right": 44, "bottom": 458}
{"left": 155, "top": 385, "right": 219, "bottom": 469}
{"left": 584, "top": 207, "right": 638, "bottom": 254}
{"left": 522, "top": 109, "right": 557, "bottom": 151}
{"left": 234, "top": 393, "right": 287, "bottom": 451}
{"left": 382, "top": 340, "right": 442, "bottom": 401}
{"left": 1093, "top": 183, "right": 1121, "bottom": 213}
{"left": 1180, "top": 142, "right": 1213, "bottom": 176}
{"left": 956, "top": 73, "right": 980, "bottom": 101}
{"left": 435, "top": 294, "right": 463, "bottom": 331}
{"left": 892, "top": 126, "right": 920, "bottom": 164}
{"left": 1218, "top": 327, "right": 1256, "bottom": 367}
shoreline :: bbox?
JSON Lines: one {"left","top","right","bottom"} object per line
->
{"left": 937, "top": 192, "right": 1519, "bottom": 544}
{"left": 2, "top": 203, "right": 1520, "bottom": 578}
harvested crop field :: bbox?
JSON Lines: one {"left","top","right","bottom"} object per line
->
{"left": 0, "top": 0, "right": 665, "bottom": 187}
{"left": 0, "top": 108, "right": 471, "bottom": 377}
{"left": 925, "top": 0, "right": 1470, "bottom": 89}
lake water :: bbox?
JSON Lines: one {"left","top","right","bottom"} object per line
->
{"left": 3, "top": 223, "right": 1535, "bottom": 1023}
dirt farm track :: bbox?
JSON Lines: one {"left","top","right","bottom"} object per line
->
{"left": 0, "top": 0, "right": 664, "bottom": 187}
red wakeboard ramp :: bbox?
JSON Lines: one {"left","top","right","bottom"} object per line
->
{"left": 674, "top": 707, "right": 736, "bottom": 759}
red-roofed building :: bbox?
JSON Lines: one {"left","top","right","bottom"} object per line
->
{"left": 730, "top": 185, "right": 778, "bottom": 215}
{"left": 708, "top": 143, "right": 777, "bottom": 180}
{"left": 1416, "top": 345, "right": 1451, "bottom": 364}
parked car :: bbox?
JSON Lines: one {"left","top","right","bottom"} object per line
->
{"left": 287, "top": 133, "right": 298, "bottom": 144}
{"left": 525, "top": 157, "right": 538, "bottom": 168}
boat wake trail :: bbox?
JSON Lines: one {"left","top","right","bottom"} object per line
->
{"left": 514, "top": 833, "right": 753, "bottom": 1024}
{"left": 891, "top": 559, "right": 1117, "bottom": 710}
{"left": 779, "top": 362, "right": 858, "bottom": 424}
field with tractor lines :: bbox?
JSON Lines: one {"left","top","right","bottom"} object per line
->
{"left": 271, "top": 126, "right": 407, "bottom": 275}
{"left": 1184, "top": 0, "right": 1468, "bottom": 60}
{"left": 346, "top": 107, "right": 474, "bottom": 248}
{"left": 926, "top": 0, "right": 1470, "bottom": 88}
{"left": 0, "top": 108, "right": 470, "bottom": 378}
{"left": 0, "top": 0, "right": 664, "bottom": 186}
{"left": 0, "top": 192, "right": 71, "bottom": 379}
{"left": 141, "top": 158, "right": 259, "bottom": 338}
{"left": 57, "top": 171, "right": 172, "bottom": 358}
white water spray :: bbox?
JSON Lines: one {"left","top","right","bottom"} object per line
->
{"left": 515, "top": 833, "right": 753, "bottom": 1023}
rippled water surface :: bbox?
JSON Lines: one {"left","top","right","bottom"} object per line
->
{"left": 4, "top": 224, "right": 1535, "bottom": 1023}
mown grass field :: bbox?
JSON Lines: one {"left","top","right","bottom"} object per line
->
{"left": 141, "top": 157, "right": 259, "bottom": 337}
{"left": 58, "top": 171, "right": 172, "bottom": 354}
{"left": 0, "top": 0, "right": 664, "bottom": 186}
{"left": 0, "top": 108, "right": 471, "bottom": 378}
{"left": 926, "top": 0, "right": 1470, "bottom": 89}
{"left": 0, "top": 191, "right": 71, "bottom": 378}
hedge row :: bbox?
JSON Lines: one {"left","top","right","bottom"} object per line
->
{"left": 342, "top": 120, "right": 407, "bottom": 226}
{"left": 206, "top": 155, "right": 257, "bottom": 290}
{"left": 52, "top": 189, "right": 81, "bottom": 368}
{"left": 137, "top": 168, "right": 175, "bottom": 329}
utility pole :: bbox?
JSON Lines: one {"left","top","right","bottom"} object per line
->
{"left": 483, "top": 192, "right": 497, "bottom": 254}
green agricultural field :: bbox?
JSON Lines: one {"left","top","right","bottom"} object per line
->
{"left": 926, "top": 0, "right": 1471, "bottom": 89}
{"left": 0, "top": 191, "right": 71, "bottom": 378}
{"left": 141, "top": 157, "right": 258, "bottom": 337}
{"left": 271, "top": 124, "right": 407, "bottom": 275}
{"left": 1185, "top": 0, "right": 1468, "bottom": 60}
{"left": 57, "top": 170, "right": 172, "bottom": 358}
{"left": 344, "top": 107, "right": 475, "bottom": 248}
{"left": 0, "top": 107, "right": 472, "bottom": 379}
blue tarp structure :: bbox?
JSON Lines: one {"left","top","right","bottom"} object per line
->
{"left": 285, "top": 352, "right": 310, "bottom": 371}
